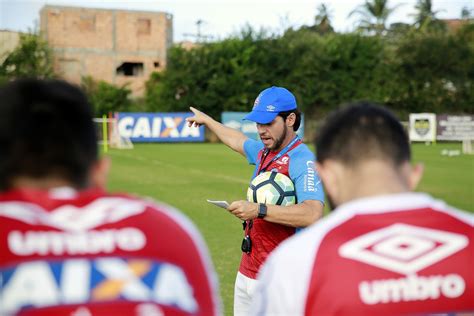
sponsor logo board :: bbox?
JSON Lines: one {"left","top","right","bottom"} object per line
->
{"left": 409, "top": 113, "right": 436, "bottom": 142}
{"left": 117, "top": 113, "right": 205, "bottom": 142}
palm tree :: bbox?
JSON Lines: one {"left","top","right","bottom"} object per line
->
{"left": 349, "top": 0, "right": 401, "bottom": 35}
{"left": 461, "top": 6, "right": 473, "bottom": 20}
{"left": 412, "top": 0, "right": 445, "bottom": 31}
{"left": 314, "top": 3, "right": 334, "bottom": 34}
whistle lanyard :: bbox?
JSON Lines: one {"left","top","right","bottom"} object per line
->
{"left": 257, "top": 136, "right": 300, "bottom": 175}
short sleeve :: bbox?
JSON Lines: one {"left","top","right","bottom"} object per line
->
{"left": 288, "top": 145, "right": 325, "bottom": 203}
{"left": 244, "top": 138, "right": 264, "bottom": 165}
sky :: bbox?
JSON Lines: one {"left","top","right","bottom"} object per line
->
{"left": 0, "top": 0, "right": 472, "bottom": 42}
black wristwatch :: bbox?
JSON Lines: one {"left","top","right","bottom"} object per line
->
{"left": 258, "top": 203, "right": 267, "bottom": 219}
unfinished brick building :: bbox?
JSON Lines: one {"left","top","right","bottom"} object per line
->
{"left": 40, "top": 5, "right": 172, "bottom": 96}
{"left": 0, "top": 30, "right": 22, "bottom": 64}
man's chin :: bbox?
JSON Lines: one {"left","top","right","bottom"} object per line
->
{"left": 265, "top": 144, "right": 277, "bottom": 151}
{"left": 261, "top": 139, "right": 274, "bottom": 149}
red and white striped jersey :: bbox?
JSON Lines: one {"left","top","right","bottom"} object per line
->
{"left": 0, "top": 187, "right": 220, "bottom": 316}
{"left": 251, "top": 193, "right": 474, "bottom": 316}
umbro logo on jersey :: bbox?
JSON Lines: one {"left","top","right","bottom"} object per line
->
{"left": 339, "top": 224, "right": 469, "bottom": 305}
{"left": 8, "top": 227, "right": 146, "bottom": 256}
{"left": 338, "top": 223, "right": 468, "bottom": 275}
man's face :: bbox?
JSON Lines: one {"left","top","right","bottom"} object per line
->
{"left": 257, "top": 116, "right": 288, "bottom": 151}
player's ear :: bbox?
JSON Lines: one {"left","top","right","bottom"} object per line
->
{"left": 89, "top": 157, "right": 111, "bottom": 189}
{"left": 286, "top": 112, "right": 296, "bottom": 128}
{"left": 408, "top": 162, "right": 424, "bottom": 191}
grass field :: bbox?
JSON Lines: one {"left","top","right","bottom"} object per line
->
{"left": 105, "top": 142, "right": 473, "bottom": 315}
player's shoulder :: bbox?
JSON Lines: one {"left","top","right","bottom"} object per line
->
{"left": 107, "top": 192, "right": 204, "bottom": 235}
{"left": 270, "top": 192, "right": 474, "bottom": 266}
{"left": 426, "top": 197, "right": 474, "bottom": 226}
{"left": 289, "top": 142, "right": 313, "bottom": 156}
{"left": 274, "top": 206, "right": 353, "bottom": 262}
{"left": 80, "top": 192, "right": 209, "bottom": 253}
{"left": 260, "top": 209, "right": 351, "bottom": 294}
{"left": 148, "top": 199, "right": 204, "bottom": 234}
{"left": 243, "top": 138, "right": 265, "bottom": 161}
{"left": 286, "top": 143, "right": 316, "bottom": 175}
{"left": 269, "top": 224, "right": 320, "bottom": 265}
{"left": 287, "top": 143, "right": 315, "bottom": 165}
{"left": 336, "top": 192, "right": 474, "bottom": 226}
{"left": 244, "top": 138, "right": 264, "bottom": 150}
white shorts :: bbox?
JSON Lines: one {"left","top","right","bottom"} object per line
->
{"left": 234, "top": 271, "right": 259, "bottom": 316}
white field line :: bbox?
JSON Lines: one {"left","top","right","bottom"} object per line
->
{"left": 112, "top": 151, "right": 249, "bottom": 185}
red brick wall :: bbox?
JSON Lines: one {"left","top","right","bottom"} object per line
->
{"left": 40, "top": 5, "right": 172, "bottom": 96}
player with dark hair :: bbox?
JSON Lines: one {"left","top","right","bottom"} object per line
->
{"left": 251, "top": 102, "right": 473, "bottom": 315}
{"left": 0, "top": 78, "right": 220, "bottom": 316}
{"left": 187, "top": 86, "right": 324, "bottom": 315}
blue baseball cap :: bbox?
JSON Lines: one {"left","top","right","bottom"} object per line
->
{"left": 243, "top": 86, "right": 297, "bottom": 124}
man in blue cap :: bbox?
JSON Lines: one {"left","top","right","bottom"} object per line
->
{"left": 187, "top": 86, "right": 325, "bottom": 315}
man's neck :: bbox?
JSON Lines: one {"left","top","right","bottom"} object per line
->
{"left": 10, "top": 177, "right": 78, "bottom": 191}
{"left": 339, "top": 162, "right": 411, "bottom": 203}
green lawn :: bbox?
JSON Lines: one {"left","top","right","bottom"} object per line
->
{"left": 105, "top": 142, "right": 473, "bottom": 315}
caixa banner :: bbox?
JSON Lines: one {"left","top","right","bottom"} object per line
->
{"left": 222, "top": 112, "right": 304, "bottom": 140}
{"left": 117, "top": 113, "right": 205, "bottom": 142}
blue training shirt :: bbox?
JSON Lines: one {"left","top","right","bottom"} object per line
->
{"left": 243, "top": 138, "right": 324, "bottom": 204}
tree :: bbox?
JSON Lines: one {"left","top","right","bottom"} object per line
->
{"left": 412, "top": 0, "right": 446, "bottom": 32}
{"left": 0, "top": 32, "right": 55, "bottom": 81}
{"left": 145, "top": 22, "right": 473, "bottom": 119}
{"left": 312, "top": 3, "right": 335, "bottom": 34}
{"left": 81, "top": 76, "right": 132, "bottom": 116}
{"left": 461, "top": 6, "right": 473, "bottom": 20}
{"left": 349, "top": 0, "right": 401, "bottom": 35}
{"left": 387, "top": 22, "right": 413, "bottom": 38}
{"left": 392, "top": 28, "right": 474, "bottom": 113}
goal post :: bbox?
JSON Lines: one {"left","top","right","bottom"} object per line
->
{"left": 462, "top": 139, "right": 473, "bottom": 155}
{"left": 93, "top": 114, "right": 133, "bottom": 151}
{"left": 102, "top": 114, "right": 108, "bottom": 153}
